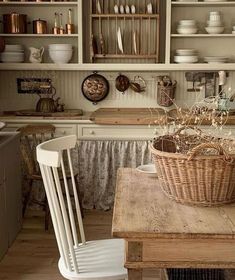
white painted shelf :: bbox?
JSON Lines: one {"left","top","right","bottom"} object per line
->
{"left": 1, "top": 62, "right": 235, "bottom": 71}
{"left": 172, "top": 1, "right": 235, "bottom": 6}
{"left": 0, "top": 1, "right": 78, "bottom": 5}
{"left": 0, "top": 34, "right": 78, "bottom": 37}
{"left": 171, "top": 34, "right": 235, "bottom": 37}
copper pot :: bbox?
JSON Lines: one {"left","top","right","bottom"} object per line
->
{"left": 33, "top": 19, "right": 47, "bottom": 34}
{"left": 3, "top": 13, "right": 27, "bottom": 34}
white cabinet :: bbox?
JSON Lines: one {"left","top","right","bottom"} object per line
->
{"left": 167, "top": 1, "right": 235, "bottom": 66}
{"left": 0, "top": 132, "right": 22, "bottom": 261}
{"left": 77, "top": 124, "right": 161, "bottom": 140}
{"left": 3, "top": 122, "right": 77, "bottom": 137}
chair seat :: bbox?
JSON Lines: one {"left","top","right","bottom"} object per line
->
{"left": 58, "top": 239, "right": 127, "bottom": 280}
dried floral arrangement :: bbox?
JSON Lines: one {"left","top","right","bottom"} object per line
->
{"left": 149, "top": 78, "right": 235, "bottom": 206}
{"left": 151, "top": 79, "right": 235, "bottom": 156}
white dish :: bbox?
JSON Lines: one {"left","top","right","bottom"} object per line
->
{"left": 177, "top": 27, "right": 198, "bottom": 34}
{"left": 0, "top": 52, "right": 24, "bottom": 62}
{"left": 205, "top": 26, "right": 224, "bottom": 34}
{"left": 207, "top": 20, "right": 223, "bottom": 27}
{"left": 174, "top": 55, "right": 198, "bottom": 63}
{"left": 0, "top": 122, "right": 6, "bottom": 131}
{"left": 175, "top": 48, "right": 197, "bottom": 56}
{"left": 131, "top": 4, "right": 136, "bottom": 14}
{"left": 119, "top": 4, "right": 125, "bottom": 14}
{"left": 125, "top": 5, "right": 130, "bottom": 14}
{"left": 133, "top": 31, "right": 137, "bottom": 55}
{"left": 147, "top": 3, "right": 153, "bottom": 14}
{"left": 96, "top": 0, "right": 102, "bottom": 14}
{"left": 178, "top": 20, "right": 196, "bottom": 27}
{"left": 4, "top": 44, "right": 24, "bottom": 52}
{"left": 136, "top": 164, "right": 157, "bottom": 177}
{"left": 117, "top": 27, "right": 124, "bottom": 54}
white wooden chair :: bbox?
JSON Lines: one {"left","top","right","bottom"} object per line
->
{"left": 36, "top": 135, "right": 127, "bottom": 280}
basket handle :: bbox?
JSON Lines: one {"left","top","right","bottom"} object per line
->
{"left": 173, "top": 125, "right": 203, "bottom": 136}
{"left": 187, "top": 142, "right": 233, "bottom": 163}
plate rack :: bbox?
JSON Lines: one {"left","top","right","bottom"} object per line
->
{"left": 89, "top": 0, "right": 160, "bottom": 63}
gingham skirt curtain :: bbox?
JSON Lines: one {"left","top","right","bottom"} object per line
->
{"left": 76, "top": 140, "right": 152, "bottom": 210}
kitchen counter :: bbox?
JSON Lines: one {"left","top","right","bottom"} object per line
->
{"left": 1, "top": 108, "right": 235, "bottom": 126}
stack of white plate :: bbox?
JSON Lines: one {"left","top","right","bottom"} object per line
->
{"left": 0, "top": 44, "right": 24, "bottom": 63}
{"left": 48, "top": 44, "right": 73, "bottom": 64}
{"left": 205, "top": 11, "right": 224, "bottom": 34}
{"left": 204, "top": 56, "right": 229, "bottom": 64}
{"left": 232, "top": 25, "right": 235, "bottom": 34}
{"left": 174, "top": 49, "right": 198, "bottom": 64}
{"left": 177, "top": 20, "right": 198, "bottom": 34}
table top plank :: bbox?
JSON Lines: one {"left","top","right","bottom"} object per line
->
{"left": 112, "top": 168, "right": 235, "bottom": 239}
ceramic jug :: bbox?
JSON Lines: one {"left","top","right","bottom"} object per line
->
{"left": 29, "top": 47, "right": 44, "bottom": 63}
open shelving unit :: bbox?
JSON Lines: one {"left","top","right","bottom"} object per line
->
{"left": 88, "top": 0, "right": 161, "bottom": 64}
{"left": 165, "top": 0, "right": 235, "bottom": 68}
{"left": 1, "top": 0, "right": 235, "bottom": 71}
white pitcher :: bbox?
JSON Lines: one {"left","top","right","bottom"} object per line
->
{"left": 29, "top": 47, "right": 44, "bottom": 63}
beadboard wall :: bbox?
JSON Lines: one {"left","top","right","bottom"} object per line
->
{"left": 0, "top": 70, "right": 235, "bottom": 112}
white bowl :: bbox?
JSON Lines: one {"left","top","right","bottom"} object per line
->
{"left": 175, "top": 48, "right": 197, "bottom": 56}
{"left": 174, "top": 55, "right": 198, "bottom": 63}
{"left": 205, "top": 26, "right": 224, "bottom": 34}
{"left": 207, "top": 20, "right": 223, "bottom": 27}
{"left": 178, "top": 20, "right": 197, "bottom": 27}
{"left": 177, "top": 27, "right": 198, "bottom": 34}
{"left": 232, "top": 26, "right": 235, "bottom": 31}
{"left": 49, "top": 50, "right": 73, "bottom": 63}
{"left": 48, "top": 44, "right": 73, "bottom": 51}
{"left": 136, "top": 164, "right": 157, "bottom": 177}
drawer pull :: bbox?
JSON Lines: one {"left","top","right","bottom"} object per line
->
{"left": 90, "top": 130, "right": 95, "bottom": 135}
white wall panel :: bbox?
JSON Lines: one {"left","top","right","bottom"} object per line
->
{"left": 0, "top": 70, "right": 235, "bottom": 112}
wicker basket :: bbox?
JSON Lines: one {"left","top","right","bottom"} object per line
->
{"left": 150, "top": 128, "right": 235, "bottom": 207}
{"left": 157, "top": 84, "right": 176, "bottom": 107}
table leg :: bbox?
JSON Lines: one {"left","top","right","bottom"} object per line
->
{"left": 128, "top": 268, "right": 142, "bottom": 280}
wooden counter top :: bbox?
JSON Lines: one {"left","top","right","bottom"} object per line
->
{"left": 90, "top": 108, "right": 168, "bottom": 125}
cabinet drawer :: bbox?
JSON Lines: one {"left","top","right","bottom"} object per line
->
{"left": 78, "top": 125, "right": 161, "bottom": 140}
{"left": 53, "top": 124, "right": 77, "bottom": 137}
{"left": 3, "top": 123, "right": 77, "bottom": 137}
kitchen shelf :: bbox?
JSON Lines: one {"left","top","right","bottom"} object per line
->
{"left": 0, "top": 33, "right": 78, "bottom": 37}
{"left": 1, "top": 62, "right": 235, "bottom": 71}
{"left": 91, "top": 14, "right": 159, "bottom": 18}
{"left": 0, "top": 1, "right": 78, "bottom": 5}
{"left": 94, "top": 54, "right": 157, "bottom": 59}
{"left": 172, "top": 1, "right": 235, "bottom": 6}
{"left": 171, "top": 34, "right": 235, "bottom": 37}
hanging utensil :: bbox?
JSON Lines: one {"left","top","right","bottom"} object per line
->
{"left": 81, "top": 72, "right": 109, "bottom": 105}
{"left": 130, "top": 76, "right": 146, "bottom": 93}
{"left": 115, "top": 74, "right": 130, "bottom": 94}
{"left": 65, "top": 9, "right": 74, "bottom": 34}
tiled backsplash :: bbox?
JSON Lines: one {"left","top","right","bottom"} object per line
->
{"left": 0, "top": 70, "right": 235, "bottom": 112}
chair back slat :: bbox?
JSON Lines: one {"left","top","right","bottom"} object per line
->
{"left": 37, "top": 135, "right": 85, "bottom": 273}
{"left": 40, "top": 164, "right": 71, "bottom": 270}
{"left": 67, "top": 149, "right": 86, "bottom": 245}
{"left": 60, "top": 157, "right": 79, "bottom": 248}
{"left": 52, "top": 166, "right": 79, "bottom": 273}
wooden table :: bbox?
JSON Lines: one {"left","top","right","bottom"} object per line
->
{"left": 112, "top": 168, "right": 235, "bottom": 280}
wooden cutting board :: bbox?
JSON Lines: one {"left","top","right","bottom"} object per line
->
{"left": 4, "top": 109, "right": 83, "bottom": 117}
{"left": 90, "top": 108, "right": 168, "bottom": 125}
